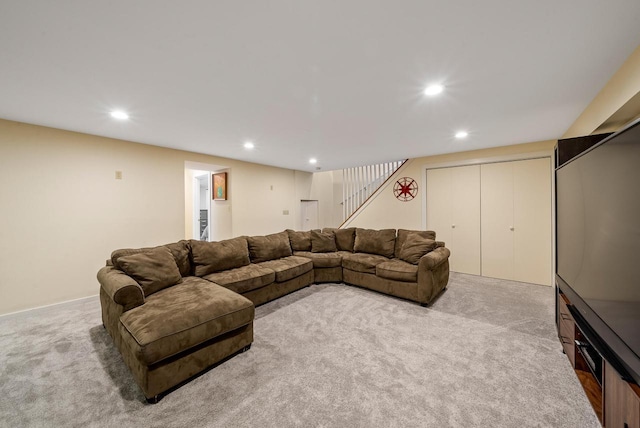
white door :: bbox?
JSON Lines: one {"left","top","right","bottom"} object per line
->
{"left": 301, "top": 200, "right": 319, "bottom": 230}
{"left": 513, "top": 158, "right": 552, "bottom": 285}
{"left": 481, "top": 158, "right": 552, "bottom": 286}
{"left": 426, "top": 165, "right": 481, "bottom": 275}
{"left": 481, "top": 162, "right": 515, "bottom": 281}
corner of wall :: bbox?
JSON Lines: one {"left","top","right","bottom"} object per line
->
{"left": 563, "top": 44, "right": 640, "bottom": 138}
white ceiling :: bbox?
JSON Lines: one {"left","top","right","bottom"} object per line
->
{"left": 1, "top": 1, "right": 639, "bottom": 172}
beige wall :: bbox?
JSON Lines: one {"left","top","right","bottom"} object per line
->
{"left": 563, "top": 44, "right": 640, "bottom": 138}
{"left": 0, "top": 119, "right": 321, "bottom": 315}
{"left": 344, "top": 140, "right": 555, "bottom": 231}
{"left": 3, "top": 43, "right": 638, "bottom": 316}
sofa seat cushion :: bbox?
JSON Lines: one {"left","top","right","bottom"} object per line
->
{"left": 342, "top": 253, "right": 390, "bottom": 274}
{"left": 119, "top": 277, "right": 254, "bottom": 366}
{"left": 202, "top": 264, "right": 275, "bottom": 294}
{"left": 256, "top": 256, "right": 313, "bottom": 283}
{"left": 376, "top": 259, "right": 418, "bottom": 282}
{"left": 293, "top": 251, "right": 342, "bottom": 268}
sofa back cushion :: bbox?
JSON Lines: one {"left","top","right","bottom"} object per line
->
{"left": 164, "top": 240, "right": 192, "bottom": 277}
{"left": 353, "top": 228, "right": 396, "bottom": 258}
{"left": 311, "top": 230, "right": 338, "bottom": 253}
{"left": 322, "top": 227, "right": 356, "bottom": 252}
{"left": 247, "top": 231, "right": 293, "bottom": 263}
{"left": 286, "top": 229, "right": 313, "bottom": 252}
{"left": 394, "top": 229, "right": 436, "bottom": 259}
{"left": 190, "top": 237, "right": 250, "bottom": 276}
{"left": 117, "top": 247, "right": 182, "bottom": 296}
{"left": 111, "top": 240, "right": 192, "bottom": 277}
{"left": 398, "top": 234, "right": 439, "bottom": 264}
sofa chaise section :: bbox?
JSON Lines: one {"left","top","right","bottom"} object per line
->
{"left": 99, "top": 256, "right": 254, "bottom": 402}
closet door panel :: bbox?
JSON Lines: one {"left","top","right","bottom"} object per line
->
{"left": 427, "top": 166, "right": 481, "bottom": 275}
{"left": 451, "top": 165, "right": 481, "bottom": 275}
{"left": 481, "top": 162, "right": 515, "bottom": 280}
{"left": 513, "top": 158, "right": 552, "bottom": 285}
{"left": 426, "top": 168, "right": 452, "bottom": 251}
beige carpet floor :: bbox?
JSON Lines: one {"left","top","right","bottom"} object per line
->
{"left": 0, "top": 272, "right": 600, "bottom": 427}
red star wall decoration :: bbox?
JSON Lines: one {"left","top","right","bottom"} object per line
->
{"left": 393, "top": 177, "right": 418, "bottom": 201}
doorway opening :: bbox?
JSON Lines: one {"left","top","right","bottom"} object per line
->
{"left": 184, "top": 161, "right": 230, "bottom": 242}
{"left": 193, "top": 171, "right": 211, "bottom": 241}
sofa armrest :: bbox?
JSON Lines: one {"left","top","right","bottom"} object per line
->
{"left": 97, "top": 266, "right": 144, "bottom": 312}
{"left": 418, "top": 247, "right": 451, "bottom": 270}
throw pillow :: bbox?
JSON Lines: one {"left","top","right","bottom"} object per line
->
{"left": 311, "top": 230, "right": 338, "bottom": 253}
{"left": 287, "top": 229, "right": 312, "bottom": 252}
{"left": 111, "top": 240, "right": 191, "bottom": 277}
{"left": 353, "top": 228, "right": 396, "bottom": 258}
{"left": 323, "top": 227, "right": 356, "bottom": 252}
{"left": 399, "top": 234, "right": 438, "bottom": 264}
{"left": 247, "top": 231, "right": 293, "bottom": 263}
{"left": 190, "top": 237, "right": 251, "bottom": 277}
{"left": 394, "top": 229, "right": 436, "bottom": 258}
{"left": 118, "top": 246, "right": 182, "bottom": 296}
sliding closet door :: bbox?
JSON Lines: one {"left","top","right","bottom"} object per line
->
{"left": 480, "top": 158, "right": 552, "bottom": 286}
{"left": 480, "top": 162, "right": 515, "bottom": 281}
{"left": 513, "top": 158, "right": 552, "bottom": 285}
{"left": 450, "top": 165, "right": 481, "bottom": 274}
{"left": 426, "top": 165, "right": 481, "bottom": 275}
{"left": 426, "top": 168, "right": 453, "bottom": 247}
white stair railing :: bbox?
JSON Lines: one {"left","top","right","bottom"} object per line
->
{"left": 342, "top": 160, "right": 405, "bottom": 223}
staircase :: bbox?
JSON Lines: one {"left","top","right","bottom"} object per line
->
{"left": 341, "top": 160, "right": 406, "bottom": 224}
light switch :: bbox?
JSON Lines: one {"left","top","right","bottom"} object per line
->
{"left": 283, "top": 210, "right": 289, "bottom": 215}
{"left": 115, "top": 171, "right": 122, "bottom": 180}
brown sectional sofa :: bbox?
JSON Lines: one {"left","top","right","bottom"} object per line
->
{"left": 98, "top": 228, "right": 450, "bottom": 402}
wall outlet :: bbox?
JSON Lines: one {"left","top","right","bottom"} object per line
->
{"left": 115, "top": 171, "right": 122, "bottom": 180}
{"left": 283, "top": 210, "right": 289, "bottom": 215}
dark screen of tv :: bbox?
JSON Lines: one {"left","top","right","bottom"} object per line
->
{"left": 556, "top": 117, "right": 640, "bottom": 384}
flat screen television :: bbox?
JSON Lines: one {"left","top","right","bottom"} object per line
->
{"left": 556, "top": 117, "right": 640, "bottom": 385}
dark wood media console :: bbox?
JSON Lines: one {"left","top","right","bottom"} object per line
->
{"left": 557, "top": 289, "right": 640, "bottom": 427}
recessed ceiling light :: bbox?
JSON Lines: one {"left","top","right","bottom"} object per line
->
{"left": 424, "top": 84, "right": 444, "bottom": 96}
{"left": 309, "top": 158, "right": 317, "bottom": 164}
{"left": 110, "top": 110, "right": 129, "bottom": 120}
{"left": 243, "top": 141, "right": 255, "bottom": 149}
{"left": 455, "top": 130, "right": 468, "bottom": 139}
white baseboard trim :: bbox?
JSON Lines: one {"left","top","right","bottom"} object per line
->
{"left": 0, "top": 294, "right": 98, "bottom": 320}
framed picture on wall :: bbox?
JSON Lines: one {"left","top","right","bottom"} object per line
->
{"left": 213, "top": 172, "right": 227, "bottom": 201}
